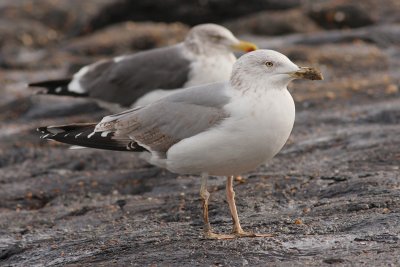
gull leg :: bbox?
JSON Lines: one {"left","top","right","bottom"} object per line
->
{"left": 226, "top": 176, "right": 273, "bottom": 238}
{"left": 200, "top": 173, "right": 211, "bottom": 233}
{"left": 200, "top": 173, "right": 234, "bottom": 240}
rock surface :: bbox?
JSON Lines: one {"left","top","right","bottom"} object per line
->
{"left": 86, "top": 0, "right": 302, "bottom": 31}
{"left": 0, "top": 0, "right": 399, "bottom": 266}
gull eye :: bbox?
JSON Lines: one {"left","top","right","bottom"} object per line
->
{"left": 265, "top": 61, "right": 274, "bottom": 67}
{"left": 210, "top": 35, "right": 223, "bottom": 41}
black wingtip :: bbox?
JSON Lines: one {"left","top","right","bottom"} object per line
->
{"left": 37, "top": 126, "right": 47, "bottom": 133}
{"left": 37, "top": 127, "right": 55, "bottom": 140}
{"left": 37, "top": 123, "right": 147, "bottom": 152}
{"left": 29, "top": 79, "right": 89, "bottom": 97}
{"left": 29, "top": 79, "right": 72, "bottom": 88}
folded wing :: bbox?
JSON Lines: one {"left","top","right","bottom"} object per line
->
{"left": 39, "top": 83, "right": 231, "bottom": 155}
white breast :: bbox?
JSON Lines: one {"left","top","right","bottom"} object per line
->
{"left": 166, "top": 88, "right": 295, "bottom": 176}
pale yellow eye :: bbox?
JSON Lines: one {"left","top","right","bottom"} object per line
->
{"left": 265, "top": 61, "right": 274, "bottom": 67}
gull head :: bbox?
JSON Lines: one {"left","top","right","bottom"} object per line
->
{"left": 231, "top": 49, "right": 323, "bottom": 90}
{"left": 185, "top": 24, "right": 257, "bottom": 55}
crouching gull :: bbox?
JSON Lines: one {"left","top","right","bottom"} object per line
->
{"left": 38, "top": 50, "right": 323, "bottom": 239}
{"left": 29, "top": 23, "right": 257, "bottom": 111}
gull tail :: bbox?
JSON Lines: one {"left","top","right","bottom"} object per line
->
{"left": 29, "top": 79, "right": 88, "bottom": 97}
{"left": 38, "top": 123, "right": 147, "bottom": 152}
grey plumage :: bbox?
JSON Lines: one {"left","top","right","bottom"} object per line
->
{"left": 40, "top": 82, "right": 231, "bottom": 155}
{"left": 80, "top": 45, "right": 191, "bottom": 107}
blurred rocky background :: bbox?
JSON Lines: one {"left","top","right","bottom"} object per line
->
{"left": 1, "top": 0, "right": 399, "bottom": 266}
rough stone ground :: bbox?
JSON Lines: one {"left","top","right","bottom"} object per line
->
{"left": 1, "top": 0, "right": 400, "bottom": 266}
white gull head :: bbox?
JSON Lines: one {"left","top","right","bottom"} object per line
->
{"left": 184, "top": 23, "right": 257, "bottom": 55}
{"left": 230, "top": 49, "right": 323, "bottom": 91}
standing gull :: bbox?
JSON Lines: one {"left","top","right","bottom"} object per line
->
{"left": 29, "top": 23, "right": 257, "bottom": 111}
{"left": 38, "top": 50, "right": 323, "bottom": 239}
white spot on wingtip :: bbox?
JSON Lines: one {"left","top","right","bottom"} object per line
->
{"left": 75, "top": 133, "right": 82, "bottom": 138}
{"left": 87, "top": 132, "right": 95, "bottom": 139}
{"left": 42, "top": 134, "right": 50, "bottom": 139}
{"left": 101, "top": 131, "right": 111, "bottom": 137}
{"left": 55, "top": 87, "right": 62, "bottom": 93}
{"left": 126, "top": 142, "right": 136, "bottom": 150}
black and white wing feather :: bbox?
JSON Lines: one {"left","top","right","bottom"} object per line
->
{"left": 38, "top": 83, "right": 231, "bottom": 155}
{"left": 38, "top": 123, "right": 146, "bottom": 152}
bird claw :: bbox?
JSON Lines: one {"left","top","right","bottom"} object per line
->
{"left": 203, "top": 229, "right": 273, "bottom": 240}
{"left": 203, "top": 230, "right": 236, "bottom": 240}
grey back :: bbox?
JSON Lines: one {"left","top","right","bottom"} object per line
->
{"left": 80, "top": 45, "right": 192, "bottom": 107}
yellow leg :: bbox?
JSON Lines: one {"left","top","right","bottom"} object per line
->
{"left": 226, "top": 176, "right": 273, "bottom": 238}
